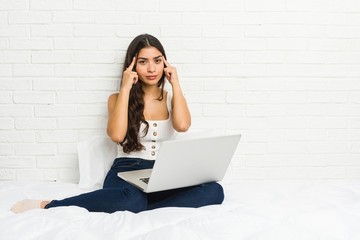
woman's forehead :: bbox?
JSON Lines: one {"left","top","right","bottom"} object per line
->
{"left": 137, "top": 46, "right": 162, "bottom": 58}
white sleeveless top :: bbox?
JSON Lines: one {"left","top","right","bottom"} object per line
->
{"left": 116, "top": 92, "right": 176, "bottom": 160}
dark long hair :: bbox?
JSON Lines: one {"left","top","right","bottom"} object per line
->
{"left": 120, "top": 34, "right": 167, "bottom": 153}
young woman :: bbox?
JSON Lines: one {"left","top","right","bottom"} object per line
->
{"left": 11, "top": 34, "right": 224, "bottom": 214}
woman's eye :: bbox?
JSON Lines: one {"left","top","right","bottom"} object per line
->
{"left": 155, "top": 59, "right": 162, "bottom": 64}
{"left": 138, "top": 60, "right": 146, "bottom": 65}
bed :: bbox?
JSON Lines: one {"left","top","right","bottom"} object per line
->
{"left": 1, "top": 180, "right": 360, "bottom": 239}
{"left": 1, "top": 136, "right": 360, "bottom": 239}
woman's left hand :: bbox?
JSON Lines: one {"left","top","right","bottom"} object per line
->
{"left": 163, "top": 57, "right": 179, "bottom": 86}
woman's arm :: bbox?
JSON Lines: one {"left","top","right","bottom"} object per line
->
{"left": 163, "top": 57, "right": 191, "bottom": 132}
{"left": 171, "top": 82, "right": 191, "bottom": 132}
{"left": 107, "top": 57, "right": 138, "bottom": 142}
{"left": 107, "top": 90, "right": 130, "bottom": 142}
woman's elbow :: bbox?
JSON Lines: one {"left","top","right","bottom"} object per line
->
{"left": 175, "top": 122, "right": 191, "bottom": 132}
{"left": 107, "top": 130, "right": 124, "bottom": 143}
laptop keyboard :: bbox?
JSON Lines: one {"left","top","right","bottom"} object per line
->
{"left": 140, "top": 177, "right": 150, "bottom": 184}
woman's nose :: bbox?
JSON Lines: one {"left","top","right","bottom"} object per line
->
{"left": 147, "top": 62, "right": 155, "bottom": 72}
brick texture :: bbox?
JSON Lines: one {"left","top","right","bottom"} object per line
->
{"left": 0, "top": 0, "right": 360, "bottom": 182}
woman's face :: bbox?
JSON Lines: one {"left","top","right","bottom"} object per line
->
{"left": 135, "top": 46, "right": 164, "bottom": 86}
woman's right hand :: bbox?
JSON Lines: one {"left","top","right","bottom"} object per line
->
{"left": 121, "top": 57, "right": 138, "bottom": 91}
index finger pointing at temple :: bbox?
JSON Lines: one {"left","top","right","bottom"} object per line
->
{"left": 127, "top": 57, "right": 136, "bottom": 71}
{"left": 162, "top": 56, "right": 171, "bottom": 67}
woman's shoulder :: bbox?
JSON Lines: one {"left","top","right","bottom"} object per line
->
{"left": 107, "top": 93, "right": 120, "bottom": 109}
{"left": 109, "top": 92, "right": 119, "bottom": 98}
{"left": 108, "top": 92, "right": 119, "bottom": 101}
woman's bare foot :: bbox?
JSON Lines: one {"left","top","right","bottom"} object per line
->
{"left": 11, "top": 199, "right": 50, "bottom": 213}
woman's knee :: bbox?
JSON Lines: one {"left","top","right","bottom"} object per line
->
{"left": 127, "top": 193, "right": 147, "bottom": 213}
{"left": 109, "top": 188, "right": 147, "bottom": 213}
{"left": 202, "top": 182, "right": 224, "bottom": 204}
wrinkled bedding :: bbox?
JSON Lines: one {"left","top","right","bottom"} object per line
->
{"left": 1, "top": 180, "right": 360, "bottom": 240}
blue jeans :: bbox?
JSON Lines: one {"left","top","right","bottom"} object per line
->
{"left": 45, "top": 158, "right": 224, "bottom": 213}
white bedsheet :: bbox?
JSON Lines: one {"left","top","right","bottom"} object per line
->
{"left": 1, "top": 180, "right": 360, "bottom": 240}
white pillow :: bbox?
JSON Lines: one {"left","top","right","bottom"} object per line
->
{"left": 77, "top": 136, "right": 117, "bottom": 190}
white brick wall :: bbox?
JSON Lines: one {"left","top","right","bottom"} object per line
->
{"left": 0, "top": 0, "right": 360, "bottom": 182}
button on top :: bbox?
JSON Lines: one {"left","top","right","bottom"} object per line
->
{"left": 153, "top": 123, "right": 157, "bottom": 127}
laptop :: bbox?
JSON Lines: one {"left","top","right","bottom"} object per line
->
{"left": 118, "top": 134, "right": 241, "bottom": 193}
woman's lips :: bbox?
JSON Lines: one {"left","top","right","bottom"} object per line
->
{"left": 146, "top": 75, "right": 157, "bottom": 80}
